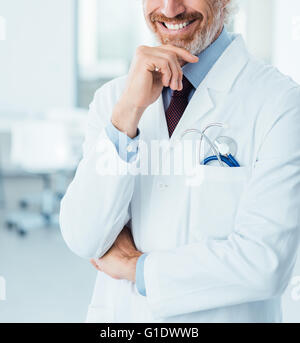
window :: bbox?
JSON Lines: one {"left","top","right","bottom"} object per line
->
{"left": 77, "top": 0, "right": 153, "bottom": 107}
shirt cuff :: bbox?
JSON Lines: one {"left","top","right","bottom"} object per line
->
{"left": 135, "top": 253, "right": 148, "bottom": 296}
{"left": 105, "top": 121, "right": 140, "bottom": 163}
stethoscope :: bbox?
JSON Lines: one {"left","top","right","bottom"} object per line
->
{"left": 180, "top": 123, "right": 240, "bottom": 168}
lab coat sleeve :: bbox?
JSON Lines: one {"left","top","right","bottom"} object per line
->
{"left": 59, "top": 80, "right": 138, "bottom": 259}
{"left": 143, "top": 87, "right": 300, "bottom": 319}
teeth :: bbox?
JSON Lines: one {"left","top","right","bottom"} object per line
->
{"left": 164, "top": 21, "right": 191, "bottom": 30}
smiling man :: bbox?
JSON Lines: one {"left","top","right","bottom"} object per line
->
{"left": 60, "top": 0, "right": 300, "bottom": 323}
{"left": 148, "top": 0, "right": 233, "bottom": 55}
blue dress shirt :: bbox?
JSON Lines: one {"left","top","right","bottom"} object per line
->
{"left": 105, "top": 27, "right": 234, "bottom": 296}
{"left": 105, "top": 124, "right": 140, "bottom": 162}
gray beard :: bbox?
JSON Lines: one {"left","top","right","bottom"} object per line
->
{"left": 152, "top": 8, "right": 223, "bottom": 56}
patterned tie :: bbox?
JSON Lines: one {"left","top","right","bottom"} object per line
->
{"left": 165, "top": 75, "right": 194, "bottom": 137}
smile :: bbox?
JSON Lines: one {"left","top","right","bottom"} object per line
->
{"left": 163, "top": 20, "right": 194, "bottom": 30}
{"left": 156, "top": 19, "right": 199, "bottom": 34}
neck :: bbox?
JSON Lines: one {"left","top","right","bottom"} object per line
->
{"left": 179, "top": 24, "right": 225, "bottom": 67}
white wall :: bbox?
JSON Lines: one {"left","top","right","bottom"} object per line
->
{"left": 273, "top": 0, "right": 300, "bottom": 84}
{"left": 236, "top": 0, "right": 274, "bottom": 63}
{"left": 0, "top": 0, "right": 76, "bottom": 114}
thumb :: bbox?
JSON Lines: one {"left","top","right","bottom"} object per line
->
{"left": 90, "top": 258, "right": 102, "bottom": 271}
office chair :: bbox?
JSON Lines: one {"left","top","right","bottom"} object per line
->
{"left": 0, "top": 163, "right": 5, "bottom": 209}
{"left": 0, "top": 134, "right": 6, "bottom": 209}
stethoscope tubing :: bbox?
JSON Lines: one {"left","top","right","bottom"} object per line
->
{"left": 202, "top": 154, "right": 240, "bottom": 167}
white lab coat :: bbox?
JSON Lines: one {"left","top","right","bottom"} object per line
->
{"left": 60, "top": 34, "right": 300, "bottom": 323}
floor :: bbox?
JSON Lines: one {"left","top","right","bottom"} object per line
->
{"left": 0, "top": 176, "right": 299, "bottom": 323}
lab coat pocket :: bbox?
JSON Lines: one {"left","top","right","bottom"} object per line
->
{"left": 188, "top": 165, "right": 250, "bottom": 240}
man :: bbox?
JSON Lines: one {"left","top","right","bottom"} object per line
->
{"left": 60, "top": 0, "right": 300, "bottom": 323}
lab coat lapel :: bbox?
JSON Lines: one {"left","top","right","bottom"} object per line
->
{"left": 154, "top": 83, "right": 214, "bottom": 143}
{"left": 168, "top": 35, "right": 249, "bottom": 144}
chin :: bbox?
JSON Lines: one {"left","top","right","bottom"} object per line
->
{"left": 154, "top": 33, "right": 208, "bottom": 56}
{"left": 154, "top": 24, "right": 221, "bottom": 56}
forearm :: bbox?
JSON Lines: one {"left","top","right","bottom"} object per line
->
{"left": 111, "top": 99, "right": 145, "bottom": 139}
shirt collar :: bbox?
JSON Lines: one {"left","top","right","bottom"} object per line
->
{"left": 182, "top": 27, "right": 234, "bottom": 89}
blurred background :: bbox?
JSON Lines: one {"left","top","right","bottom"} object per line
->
{"left": 0, "top": 0, "right": 300, "bottom": 323}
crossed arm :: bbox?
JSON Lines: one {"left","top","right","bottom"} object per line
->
{"left": 90, "top": 226, "right": 142, "bottom": 283}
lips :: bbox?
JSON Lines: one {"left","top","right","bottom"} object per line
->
{"left": 156, "top": 19, "right": 199, "bottom": 35}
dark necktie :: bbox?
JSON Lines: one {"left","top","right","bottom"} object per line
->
{"left": 165, "top": 75, "right": 194, "bottom": 137}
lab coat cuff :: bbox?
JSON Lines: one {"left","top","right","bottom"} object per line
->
{"left": 143, "top": 252, "right": 164, "bottom": 319}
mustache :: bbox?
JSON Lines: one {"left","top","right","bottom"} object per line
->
{"left": 150, "top": 12, "right": 203, "bottom": 23}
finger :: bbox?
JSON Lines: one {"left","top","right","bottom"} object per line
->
{"left": 96, "top": 259, "right": 104, "bottom": 272}
{"left": 147, "top": 57, "right": 172, "bottom": 88}
{"left": 157, "top": 51, "right": 183, "bottom": 90}
{"left": 90, "top": 258, "right": 102, "bottom": 271}
{"left": 160, "top": 45, "right": 199, "bottom": 64}
{"left": 156, "top": 58, "right": 172, "bottom": 87}
{"left": 90, "top": 259, "right": 99, "bottom": 270}
{"left": 143, "top": 47, "right": 182, "bottom": 89}
{"left": 171, "top": 54, "right": 183, "bottom": 90}
{"left": 168, "top": 56, "right": 181, "bottom": 91}
{"left": 160, "top": 45, "right": 199, "bottom": 63}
